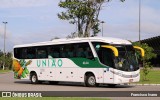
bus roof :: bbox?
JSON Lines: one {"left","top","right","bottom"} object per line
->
{"left": 13, "top": 37, "right": 132, "bottom": 48}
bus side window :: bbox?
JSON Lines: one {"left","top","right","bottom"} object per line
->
{"left": 98, "top": 48, "right": 114, "bottom": 68}
{"left": 48, "top": 46, "right": 60, "bottom": 58}
{"left": 21, "top": 48, "right": 27, "bottom": 59}
{"left": 37, "top": 49, "right": 47, "bottom": 59}
{"left": 27, "top": 54, "right": 34, "bottom": 59}
{"left": 48, "top": 47, "right": 54, "bottom": 58}
{"left": 67, "top": 44, "right": 74, "bottom": 58}
{"left": 68, "top": 51, "right": 74, "bottom": 57}
{"left": 75, "top": 43, "right": 94, "bottom": 60}
{"left": 14, "top": 48, "right": 22, "bottom": 59}
{"left": 77, "top": 48, "right": 85, "bottom": 57}
{"left": 61, "top": 46, "right": 66, "bottom": 58}
{"left": 53, "top": 50, "right": 60, "bottom": 58}
{"left": 84, "top": 47, "right": 94, "bottom": 59}
{"left": 27, "top": 48, "right": 36, "bottom": 59}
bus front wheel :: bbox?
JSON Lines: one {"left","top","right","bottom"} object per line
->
{"left": 31, "top": 73, "right": 38, "bottom": 84}
{"left": 85, "top": 74, "right": 98, "bottom": 87}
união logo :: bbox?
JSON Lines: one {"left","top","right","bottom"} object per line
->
{"left": 37, "top": 59, "right": 63, "bottom": 68}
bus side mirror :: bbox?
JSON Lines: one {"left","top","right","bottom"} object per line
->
{"left": 101, "top": 45, "right": 119, "bottom": 57}
{"left": 133, "top": 46, "right": 145, "bottom": 57}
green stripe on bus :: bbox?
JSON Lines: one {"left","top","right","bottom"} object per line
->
{"left": 69, "top": 58, "right": 108, "bottom": 68}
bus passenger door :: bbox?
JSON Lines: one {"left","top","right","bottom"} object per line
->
{"left": 99, "top": 48, "right": 114, "bottom": 84}
{"left": 103, "top": 67, "right": 114, "bottom": 84}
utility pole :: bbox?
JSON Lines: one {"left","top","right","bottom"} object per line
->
{"left": 139, "top": 0, "right": 141, "bottom": 43}
{"left": 101, "top": 21, "right": 105, "bottom": 37}
{"left": 2, "top": 21, "right": 8, "bottom": 70}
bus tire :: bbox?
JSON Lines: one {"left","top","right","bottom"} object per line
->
{"left": 85, "top": 74, "right": 97, "bottom": 87}
{"left": 31, "top": 73, "right": 38, "bottom": 84}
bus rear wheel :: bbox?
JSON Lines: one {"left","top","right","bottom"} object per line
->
{"left": 85, "top": 74, "right": 98, "bottom": 87}
{"left": 31, "top": 73, "right": 38, "bottom": 84}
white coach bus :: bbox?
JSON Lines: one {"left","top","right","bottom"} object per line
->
{"left": 13, "top": 37, "right": 144, "bottom": 87}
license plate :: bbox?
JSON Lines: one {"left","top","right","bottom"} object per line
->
{"left": 129, "top": 79, "right": 133, "bottom": 83}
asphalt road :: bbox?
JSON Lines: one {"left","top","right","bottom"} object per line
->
{"left": 0, "top": 72, "right": 160, "bottom": 100}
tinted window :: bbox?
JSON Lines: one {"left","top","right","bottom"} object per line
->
{"left": 14, "top": 42, "right": 94, "bottom": 60}
{"left": 36, "top": 47, "right": 47, "bottom": 59}
{"left": 49, "top": 42, "right": 94, "bottom": 59}
{"left": 14, "top": 47, "right": 36, "bottom": 59}
{"left": 92, "top": 42, "right": 114, "bottom": 67}
{"left": 26, "top": 47, "right": 36, "bottom": 59}
{"left": 21, "top": 48, "right": 27, "bottom": 59}
{"left": 75, "top": 43, "right": 94, "bottom": 59}
{"left": 97, "top": 48, "right": 114, "bottom": 67}
{"left": 14, "top": 48, "right": 21, "bottom": 59}
{"left": 48, "top": 45, "right": 60, "bottom": 58}
{"left": 61, "top": 44, "right": 75, "bottom": 58}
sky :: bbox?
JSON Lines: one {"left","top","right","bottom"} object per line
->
{"left": 0, "top": 0, "right": 160, "bottom": 52}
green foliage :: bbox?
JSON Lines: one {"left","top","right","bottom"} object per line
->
{"left": 133, "top": 42, "right": 156, "bottom": 61}
{"left": 0, "top": 50, "right": 5, "bottom": 69}
{"left": 133, "top": 42, "right": 157, "bottom": 81}
{"left": 0, "top": 50, "right": 12, "bottom": 70}
{"left": 58, "top": 0, "right": 125, "bottom": 37}
{"left": 142, "top": 62, "right": 153, "bottom": 81}
{"left": 0, "top": 50, "right": 3, "bottom": 56}
{"left": 5, "top": 52, "right": 12, "bottom": 70}
{"left": 92, "top": 23, "right": 101, "bottom": 36}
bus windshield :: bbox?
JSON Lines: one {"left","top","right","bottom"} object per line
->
{"left": 113, "top": 45, "right": 139, "bottom": 71}
{"left": 92, "top": 42, "right": 139, "bottom": 71}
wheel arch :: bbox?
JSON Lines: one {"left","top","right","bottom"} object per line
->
{"left": 84, "top": 71, "right": 96, "bottom": 81}
{"left": 30, "top": 71, "right": 37, "bottom": 80}
{"left": 84, "top": 71, "right": 100, "bottom": 87}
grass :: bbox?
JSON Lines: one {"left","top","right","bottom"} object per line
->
{"left": 0, "top": 97, "right": 110, "bottom": 100}
{"left": 138, "top": 69, "right": 160, "bottom": 84}
{"left": 0, "top": 70, "right": 11, "bottom": 74}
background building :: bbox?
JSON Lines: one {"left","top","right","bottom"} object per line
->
{"left": 140, "top": 36, "right": 160, "bottom": 67}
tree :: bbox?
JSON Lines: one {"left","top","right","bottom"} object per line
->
{"left": 58, "top": 0, "right": 125, "bottom": 37}
{"left": 0, "top": 50, "right": 4, "bottom": 69}
{"left": 50, "top": 37, "right": 60, "bottom": 41}
{"left": 5, "top": 52, "right": 12, "bottom": 70}
{"left": 133, "top": 42, "right": 157, "bottom": 81}
{"left": 66, "top": 32, "right": 77, "bottom": 39}
{"left": 0, "top": 50, "right": 12, "bottom": 70}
